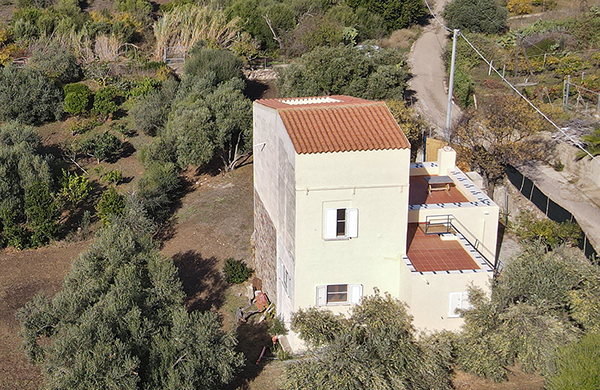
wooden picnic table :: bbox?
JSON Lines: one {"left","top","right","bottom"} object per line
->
{"left": 425, "top": 175, "right": 454, "bottom": 195}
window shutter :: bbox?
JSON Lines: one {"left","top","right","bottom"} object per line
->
{"left": 448, "top": 292, "right": 463, "bottom": 318}
{"left": 324, "top": 209, "right": 337, "bottom": 239}
{"left": 316, "top": 286, "right": 326, "bottom": 306}
{"left": 349, "top": 284, "right": 363, "bottom": 304}
{"left": 347, "top": 208, "right": 358, "bottom": 238}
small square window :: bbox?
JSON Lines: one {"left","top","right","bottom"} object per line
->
{"left": 317, "top": 284, "right": 363, "bottom": 306}
{"left": 324, "top": 208, "right": 358, "bottom": 239}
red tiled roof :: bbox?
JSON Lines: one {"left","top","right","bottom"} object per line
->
{"left": 255, "top": 96, "right": 410, "bottom": 154}
{"left": 407, "top": 224, "right": 480, "bottom": 272}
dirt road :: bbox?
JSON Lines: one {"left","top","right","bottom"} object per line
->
{"left": 407, "top": 0, "right": 460, "bottom": 140}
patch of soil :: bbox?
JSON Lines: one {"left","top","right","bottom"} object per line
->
{"left": 0, "top": 240, "right": 91, "bottom": 390}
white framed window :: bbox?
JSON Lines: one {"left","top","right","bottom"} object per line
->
{"left": 278, "top": 262, "right": 293, "bottom": 297}
{"left": 282, "top": 266, "right": 292, "bottom": 297}
{"left": 316, "top": 284, "right": 363, "bottom": 306}
{"left": 448, "top": 292, "right": 470, "bottom": 318}
{"left": 324, "top": 208, "right": 358, "bottom": 239}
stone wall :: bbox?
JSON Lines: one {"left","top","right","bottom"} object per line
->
{"left": 254, "top": 190, "right": 277, "bottom": 303}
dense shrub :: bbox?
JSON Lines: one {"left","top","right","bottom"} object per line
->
{"left": 442, "top": 0, "right": 508, "bottom": 34}
{"left": 96, "top": 187, "right": 126, "bottom": 224}
{"left": 277, "top": 45, "right": 408, "bottom": 100}
{"left": 183, "top": 47, "right": 243, "bottom": 86}
{"left": 0, "top": 122, "right": 58, "bottom": 249}
{"left": 0, "top": 67, "right": 63, "bottom": 124}
{"left": 92, "top": 87, "right": 120, "bottom": 120}
{"left": 547, "top": 333, "right": 600, "bottom": 390}
{"left": 128, "top": 78, "right": 178, "bottom": 136}
{"left": 223, "top": 258, "right": 252, "bottom": 284}
{"left": 346, "top": 0, "right": 426, "bottom": 31}
{"left": 513, "top": 211, "right": 581, "bottom": 249}
{"left": 81, "top": 131, "right": 123, "bottom": 162}
{"left": 135, "top": 162, "right": 181, "bottom": 223}
{"left": 29, "top": 42, "right": 82, "bottom": 84}
{"left": 64, "top": 83, "right": 92, "bottom": 116}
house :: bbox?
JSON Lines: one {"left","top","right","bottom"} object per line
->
{"left": 253, "top": 96, "right": 498, "bottom": 350}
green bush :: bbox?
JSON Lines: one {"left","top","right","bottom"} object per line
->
{"left": 25, "top": 181, "right": 59, "bottom": 247}
{"left": 128, "top": 78, "right": 178, "bottom": 136}
{"left": 92, "top": 87, "right": 120, "bottom": 120}
{"left": 101, "top": 169, "right": 123, "bottom": 185}
{"left": 81, "top": 131, "right": 123, "bottom": 162}
{"left": 547, "top": 333, "right": 600, "bottom": 390}
{"left": 0, "top": 67, "right": 63, "bottom": 124}
{"left": 513, "top": 211, "right": 581, "bottom": 249}
{"left": 96, "top": 187, "right": 125, "bottom": 224}
{"left": 442, "top": 0, "right": 508, "bottom": 34}
{"left": 223, "top": 258, "right": 252, "bottom": 284}
{"left": 29, "top": 43, "right": 82, "bottom": 84}
{"left": 64, "top": 83, "right": 92, "bottom": 116}
{"left": 58, "top": 169, "right": 91, "bottom": 208}
{"left": 183, "top": 47, "right": 243, "bottom": 86}
{"left": 135, "top": 162, "right": 181, "bottom": 223}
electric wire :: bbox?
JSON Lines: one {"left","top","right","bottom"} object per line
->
{"left": 458, "top": 31, "right": 600, "bottom": 164}
{"left": 421, "top": 0, "right": 600, "bottom": 164}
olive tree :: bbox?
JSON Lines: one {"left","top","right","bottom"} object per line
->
{"left": 456, "top": 243, "right": 595, "bottom": 381}
{"left": 442, "top": 0, "right": 508, "bottom": 34}
{"left": 18, "top": 210, "right": 244, "bottom": 390}
{"left": 277, "top": 45, "right": 409, "bottom": 100}
{"left": 166, "top": 77, "right": 252, "bottom": 172}
{"left": 0, "top": 66, "right": 63, "bottom": 124}
{"left": 284, "top": 291, "right": 453, "bottom": 390}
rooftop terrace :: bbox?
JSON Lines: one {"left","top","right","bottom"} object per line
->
{"left": 405, "top": 224, "right": 493, "bottom": 273}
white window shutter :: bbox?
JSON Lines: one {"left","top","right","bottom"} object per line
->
{"left": 347, "top": 209, "right": 358, "bottom": 238}
{"left": 349, "top": 284, "right": 363, "bottom": 304}
{"left": 448, "top": 292, "right": 462, "bottom": 318}
{"left": 324, "top": 209, "right": 337, "bottom": 239}
{"left": 316, "top": 286, "right": 326, "bottom": 306}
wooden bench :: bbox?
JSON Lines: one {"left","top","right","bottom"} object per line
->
{"left": 425, "top": 175, "right": 454, "bottom": 195}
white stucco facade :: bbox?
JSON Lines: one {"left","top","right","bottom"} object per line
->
{"left": 253, "top": 98, "right": 498, "bottom": 351}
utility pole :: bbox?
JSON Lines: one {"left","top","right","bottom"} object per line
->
{"left": 445, "top": 29, "right": 459, "bottom": 141}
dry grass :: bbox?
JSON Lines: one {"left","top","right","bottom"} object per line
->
{"left": 379, "top": 26, "right": 422, "bottom": 50}
{"left": 153, "top": 5, "right": 243, "bottom": 61}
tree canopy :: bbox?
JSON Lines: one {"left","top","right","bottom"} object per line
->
{"left": 18, "top": 209, "right": 244, "bottom": 389}
{"left": 0, "top": 66, "right": 63, "bottom": 124}
{"left": 0, "top": 121, "right": 58, "bottom": 249}
{"left": 346, "top": 0, "right": 427, "bottom": 31}
{"left": 451, "top": 94, "right": 551, "bottom": 195}
{"left": 456, "top": 243, "right": 597, "bottom": 381}
{"left": 284, "top": 291, "right": 453, "bottom": 390}
{"left": 277, "top": 45, "right": 409, "bottom": 100}
{"left": 442, "top": 0, "right": 508, "bottom": 34}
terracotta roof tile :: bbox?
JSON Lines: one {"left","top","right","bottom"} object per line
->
{"left": 255, "top": 95, "right": 410, "bottom": 154}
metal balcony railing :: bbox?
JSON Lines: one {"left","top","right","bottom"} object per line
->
{"left": 424, "top": 214, "right": 497, "bottom": 270}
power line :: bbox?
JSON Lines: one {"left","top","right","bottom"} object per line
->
{"left": 421, "top": 0, "right": 599, "bottom": 164}
{"left": 422, "top": 0, "right": 452, "bottom": 32}
{"left": 458, "top": 31, "right": 600, "bottom": 164}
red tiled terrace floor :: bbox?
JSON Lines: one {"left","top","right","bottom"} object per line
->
{"left": 406, "top": 224, "right": 480, "bottom": 272}
{"left": 409, "top": 175, "right": 468, "bottom": 205}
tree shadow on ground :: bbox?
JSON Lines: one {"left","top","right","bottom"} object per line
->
{"left": 172, "top": 250, "right": 228, "bottom": 311}
{"left": 225, "top": 321, "right": 274, "bottom": 390}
